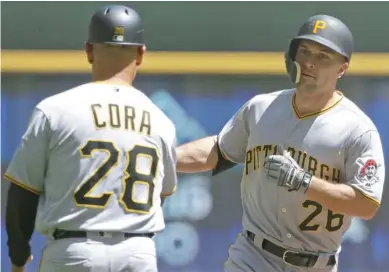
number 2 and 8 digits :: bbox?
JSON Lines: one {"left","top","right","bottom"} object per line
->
{"left": 74, "top": 140, "right": 159, "bottom": 214}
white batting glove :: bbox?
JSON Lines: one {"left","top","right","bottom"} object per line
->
{"left": 263, "top": 150, "right": 312, "bottom": 193}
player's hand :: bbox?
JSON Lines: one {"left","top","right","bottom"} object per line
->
{"left": 11, "top": 255, "right": 33, "bottom": 272}
{"left": 263, "top": 150, "right": 312, "bottom": 193}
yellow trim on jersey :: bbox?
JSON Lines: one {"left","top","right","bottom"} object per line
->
{"left": 355, "top": 187, "right": 381, "bottom": 207}
{"left": 4, "top": 173, "right": 41, "bottom": 195}
{"left": 292, "top": 91, "right": 344, "bottom": 120}
{"left": 220, "top": 148, "right": 231, "bottom": 161}
{"left": 218, "top": 138, "right": 237, "bottom": 163}
{"left": 221, "top": 148, "right": 239, "bottom": 164}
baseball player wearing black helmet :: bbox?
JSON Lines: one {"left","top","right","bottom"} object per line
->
{"left": 5, "top": 5, "right": 178, "bottom": 272}
{"left": 285, "top": 14, "right": 354, "bottom": 85}
{"left": 175, "top": 14, "right": 384, "bottom": 272}
{"left": 85, "top": 5, "right": 146, "bottom": 82}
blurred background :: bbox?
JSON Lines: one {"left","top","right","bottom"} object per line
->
{"left": 1, "top": 2, "right": 389, "bottom": 272}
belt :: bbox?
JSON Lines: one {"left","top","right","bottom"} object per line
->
{"left": 52, "top": 229, "right": 155, "bottom": 240}
{"left": 247, "top": 231, "right": 336, "bottom": 268}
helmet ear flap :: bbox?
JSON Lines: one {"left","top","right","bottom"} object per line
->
{"left": 285, "top": 39, "right": 301, "bottom": 84}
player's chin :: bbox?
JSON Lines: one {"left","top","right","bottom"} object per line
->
{"left": 297, "top": 81, "right": 318, "bottom": 92}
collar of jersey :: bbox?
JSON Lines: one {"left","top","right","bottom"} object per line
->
{"left": 292, "top": 91, "right": 344, "bottom": 120}
{"left": 93, "top": 80, "right": 133, "bottom": 88}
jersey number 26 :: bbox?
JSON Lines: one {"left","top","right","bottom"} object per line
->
{"left": 299, "top": 200, "right": 344, "bottom": 232}
{"left": 73, "top": 140, "right": 158, "bottom": 214}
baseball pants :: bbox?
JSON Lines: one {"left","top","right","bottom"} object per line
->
{"left": 39, "top": 232, "right": 157, "bottom": 272}
{"left": 224, "top": 231, "right": 338, "bottom": 272}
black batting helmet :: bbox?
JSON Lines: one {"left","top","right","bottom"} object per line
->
{"left": 285, "top": 15, "right": 354, "bottom": 83}
{"left": 87, "top": 5, "right": 144, "bottom": 46}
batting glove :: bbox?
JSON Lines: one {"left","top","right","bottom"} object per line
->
{"left": 263, "top": 151, "right": 312, "bottom": 193}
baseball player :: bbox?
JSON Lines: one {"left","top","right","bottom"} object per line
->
{"left": 4, "top": 5, "right": 177, "bottom": 272}
{"left": 176, "top": 15, "right": 385, "bottom": 271}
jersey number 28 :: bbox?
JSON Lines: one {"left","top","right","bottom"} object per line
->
{"left": 73, "top": 140, "right": 158, "bottom": 214}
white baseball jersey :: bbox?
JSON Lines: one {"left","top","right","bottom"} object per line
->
{"left": 5, "top": 82, "right": 177, "bottom": 236}
{"left": 218, "top": 89, "right": 385, "bottom": 253}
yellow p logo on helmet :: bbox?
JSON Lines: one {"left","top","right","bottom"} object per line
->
{"left": 312, "top": 20, "right": 327, "bottom": 34}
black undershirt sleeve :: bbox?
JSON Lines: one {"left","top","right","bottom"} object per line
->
{"left": 212, "top": 139, "right": 237, "bottom": 176}
{"left": 6, "top": 183, "right": 39, "bottom": 267}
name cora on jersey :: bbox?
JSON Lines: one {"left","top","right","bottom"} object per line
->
{"left": 245, "top": 144, "right": 340, "bottom": 183}
{"left": 91, "top": 103, "right": 152, "bottom": 135}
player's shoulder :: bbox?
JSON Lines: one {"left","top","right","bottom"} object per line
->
{"left": 131, "top": 87, "right": 177, "bottom": 143}
{"left": 338, "top": 94, "right": 379, "bottom": 136}
{"left": 130, "top": 87, "right": 174, "bottom": 125}
{"left": 246, "top": 88, "right": 294, "bottom": 109}
{"left": 35, "top": 82, "right": 94, "bottom": 113}
{"left": 35, "top": 82, "right": 176, "bottom": 141}
{"left": 249, "top": 88, "right": 293, "bottom": 104}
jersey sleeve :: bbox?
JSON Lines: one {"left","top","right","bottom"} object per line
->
{"left": 4, "top": 107, "right": 51, "bottom": 195}
{"left": 161, "top": 129, "right": 178, "bottom": 197}
{"left": 218, "top": 100, "right": 251, "bottom": 163}
{"left": 345, "top": 130, "right": 385, "bottom": 205}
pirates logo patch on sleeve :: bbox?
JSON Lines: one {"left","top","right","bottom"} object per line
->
{"left": 356, "top": 158, "right": 380, "bottom": 187}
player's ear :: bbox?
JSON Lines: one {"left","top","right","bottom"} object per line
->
{"left": 337, "top": 62, "right": 348, "bottom": 79}
{"left": 136, "top": 45, "right": 146, "bottom": 66}
{"left": 84, "top": 42, "right": 94, "bottom": 64}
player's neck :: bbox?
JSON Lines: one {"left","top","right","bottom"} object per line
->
{"left": 294, "top": 89, "right": 341, "bottom": 116}
{"left": 92, "top": 65, "right": 136, "bottom": 86}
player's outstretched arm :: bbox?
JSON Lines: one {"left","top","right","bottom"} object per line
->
{"left": 176, "top": 135, "right": 219, "bottom": 173}
{"left": 177, "top": 99, "right": 251, "bottom": 175}
{"left": 176, "top": 135, "right": 238, "bottom": 175}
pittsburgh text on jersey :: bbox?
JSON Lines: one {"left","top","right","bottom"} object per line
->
{"left": 244, "top": 144, "right": 340, "bottom": 183}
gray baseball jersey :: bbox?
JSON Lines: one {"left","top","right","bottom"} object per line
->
{"left": 218, "top": 89, "right": 385, "bottom": 269}
{"left": 5, "top": 82, "right": 177, "bottom": 236}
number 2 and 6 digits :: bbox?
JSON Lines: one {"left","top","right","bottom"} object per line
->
{"left": 299, "top": 200, "right": 344, "bottom": 232}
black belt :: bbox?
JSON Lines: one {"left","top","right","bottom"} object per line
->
{"left": 247, "top": 231, "right": 336, "bottom": 268}
{"left": 52, "top": 229, "right": 154, "bottom": 240}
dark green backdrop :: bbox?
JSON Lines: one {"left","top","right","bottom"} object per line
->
{"left": 2, "top": 1, "right": 388, "bottom": 52}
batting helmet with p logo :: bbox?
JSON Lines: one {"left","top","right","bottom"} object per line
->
{"left": 284, "top": 15, "right": 354, "bottom": 84}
